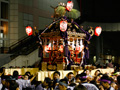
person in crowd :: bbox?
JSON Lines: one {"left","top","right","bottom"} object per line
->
{"left": 33, "top": 26, "right": 39, "bottom": 43}
{"left": 54, "top": 79, "right": 68, "bottom": 90}
{"left": 94, "top": 70, "right": 101, "bottom": 77}
{"left": 12, "top": 70, "right": 37, "bottom": 90}
{"left": 90, "top": 73, "right": 103, "bottom": 88}
{"left": 0, "top": 68, "right": 3, "bottom": 90}
{"left": 1, "top": 76, "right": 19, "bottom": 90}
{"left": 111, "top": 82, "right": 117, "bottom": 90}
{"left": 8, "top": 78, "right": 19, "bottom": 90}
{"left": 35, "top": 77, "right": 52, "bottom": 90}
{"left": 117, "top": 75, "right": 120, "bottom": 90}
{"left": 13, "top": 70, "right": 19, "bottom": 79}
{"left": 23, "top": 74, "right": 29, "bottom": 80}
{"left": 99, "top": 74, "right": 115, "bottom": 90}
{"left": 74, "top": 84, "right": 87, "bottom": 90}
{"left": 67, "top": 83, "right": 76, "bottom": 90}
{"left": 25, "top": 71, "right": 32, "bottom": 79}
{"left": 64, "top": 72, "right": 75, "bottom": 84}
{"left": 83, "top": 69, "right": 93, "bottom": 82}
{"left": 75, "top": 74, "right": 81, "bottom": 83}
{"left": 83, "top": 69, "right": 90, "bottom": 77}
{"left": 79, "top": 72, "right": 99, "bottom": 90}
{"left": 52, "top": 71, "right": 60, "bottom": 89}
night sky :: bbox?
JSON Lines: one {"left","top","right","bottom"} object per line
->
{"left": 77, "top": 0, "right": 120, "bottom": 56}
{"left": 81, "top": 0, "right": 120, "bottom": 22}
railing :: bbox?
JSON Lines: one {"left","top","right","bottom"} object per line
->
{"left": 0, "top": 35, "right": 38, "bottom": 60}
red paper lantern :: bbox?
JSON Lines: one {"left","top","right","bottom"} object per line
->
{"left": 95, "top": 26, "right": 102, "bottom": 36}
{"left": 26, "top": 26, "right": 33, "bottom": 36}
{"left": 60, "top": 21, "right": 67, "bottom": 32}
{"left": 66, "top": 1, "right": 73, "bottom": 11}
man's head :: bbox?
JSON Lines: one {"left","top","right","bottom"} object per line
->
{"left": 75, "top": 74, "right": 81, "bottom": 83}
{"left": 117, "top": 75, "right": 120, "bottom": 86}
{"left": 24, "top": 75, "right": 29, "bottom": 80}
{"left": 58, "top": 79, "right": 68, "bottom": 90}
{"left": 74, "top": 84, "right": 87, "bottom": 90}
{"left": 67, "top": 72, "right": 74, "bottom": 80}
{"left": 9, "top": 80, "right": 19, "bottom": 90}
{"left": 84, "top": 69, "right": 90, "bottom": 75}
{"left": 43, "top": 77, "right": 52, "bottom": 88}
{"left": 79, "top": 73, "right": 87, "bottom": 82}
{"left": 25, "top": 71, "right": 31, "bottom": 76}
{"left": 99, "top": 74, "right": 111, "bottom": 89}
{"left": 95, "top": 70, "right": 101, "bottom": 76}
{"left": 3, "top": 76, "right": 16, "bottom": 89}
{"left": 13, "top": 71, "right": 19, "bottom": 79}
{"left": 53, "top": 71, "right": 60, "bottom": 80}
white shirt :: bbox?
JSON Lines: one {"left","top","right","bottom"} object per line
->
{"left": 82, "top": 83, "right": 99, "bottom": 90}
{"left": 67, "top": 86, "right": 75, "bottom": 90}
{"left": 35, "top": 84, "right": 50, "bottom": 90}
{"left": 16, "top": 79, "right": 31, "bottom": 90}
{"left": 109, "top": 87, "right": 115, "bottom": 90}
{"left": 0, "top": 84, "right": 3, "bottom": 90}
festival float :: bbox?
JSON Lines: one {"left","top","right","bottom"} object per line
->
{"left": 31, "top": 1, "right": 102, "bottom": 70}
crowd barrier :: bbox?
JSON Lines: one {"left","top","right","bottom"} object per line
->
{"left": 4, "top": 68, "right": 39, "bottom": 75}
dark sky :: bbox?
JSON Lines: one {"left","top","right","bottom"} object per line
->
{"left": 81, "top": 0, "right": 120, "bottom": 22}
{"left": 77, "top": 0, "right": 120, "bottom": 56}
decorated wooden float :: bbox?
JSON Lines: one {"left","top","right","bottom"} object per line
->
{"left": 30, "top": 1, "right": 102, "bottom": 70}
{"left": 41, "top": 29, "right": 86, "bottom": 67}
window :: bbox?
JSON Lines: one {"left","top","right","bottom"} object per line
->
{"left": 23, "top": 13, "right": 33, "bottom": 27}
{"left": 1, "top": 2, "right": 8, "bottom": 19}
{"left": 1, "top": 21, "right": 8, "bottom": 36}
{"left": 0, "top": 30, "right": 4, "bottom": 47}
{"left": 0, "top": 21, "right": 8, "bottom": 47}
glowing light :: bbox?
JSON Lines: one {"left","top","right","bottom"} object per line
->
{"left": 95, "top": 26, "right": 102, "bottom": 36}
{"left": 60, "top": 21, "right": 67, "bottom": 32}
{"left": 76, "top": 46, "right": 83, "bottom": 53}
{"left": 72, "top": 40, "right": 75, "bottom": 49}
{"left": 0, "top": 26, "right": 4, "bottom": 30}
{"left": 76, "top": 39, "right": 84, "bottom": 52}
{"left": 26, "top": 26, "right": 33, "bottom": 36}
{"left": 45, "top": 45, "right": 51, "bottom": 53}
{"left": 66, "top": 1, "right": 73, "bottom": 11}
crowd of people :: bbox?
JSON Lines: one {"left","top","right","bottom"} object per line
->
{"left": 0, "top": 67, "right": 120, "bottom": 90}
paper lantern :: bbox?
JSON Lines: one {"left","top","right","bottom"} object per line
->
{"left": 66, "top": 1, "right": 73, "bottom": 11}
{"left": 60, "top": 21, "right": 67, "bottom": 32}
{"left": 26, "top": 26, "right": 33, "bottom": 36}
{"left": 95, "top": 26, "right": 102, "bottom": 36}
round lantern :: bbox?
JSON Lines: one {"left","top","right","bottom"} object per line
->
{"left": 95, "top": 26, "right": 102, "bottom": 36}
{"left": 66, "top": 1, "right": 73, "bottom": 11}
{"left": 26, "top": 26, "right": 33, "bottom": 36}
{"left": 60, "top": 21, "right": 67, "bottom": 32}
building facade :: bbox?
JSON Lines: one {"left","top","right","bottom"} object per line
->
{"left": 0, "top": 0, "right": 80, "bottom": 48}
